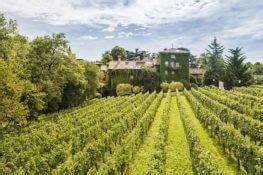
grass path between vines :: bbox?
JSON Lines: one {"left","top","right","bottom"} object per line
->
{"left": 128, "top": 97, "right": 166, "bottom": 175}
{"left": 179, "top": 94, "right": 241, "bottom": 175}
{"left": 165, "top": 96, "right": 194, "bottom": 174}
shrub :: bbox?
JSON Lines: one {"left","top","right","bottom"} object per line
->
{"left": 169, "top": 81, "right": 184, "bottom": 91}
{"left": 132, "top": 86, "right": 141, "bottom": 94}
{"left": 181, "top": 80, "right": 191, "bottom": 90}
{"left": 190, "top": 83, "right": 198, "bottom": 89}
{"left": 94, "top": 92, "right": 102, "bottom": 98}
{"left": 160, "top": 82, "right": 169, "bottom": 92}
{"left": 190, "top": 75, "right": 197, "bottom": 84}
{"left": 116, "top": 83, "right": 132, "bottom": 96}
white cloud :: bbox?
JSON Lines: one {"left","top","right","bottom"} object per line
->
{"left": 80, "top": 35, "right": 98, "bottom": 40}
{"left": 0, "top": 0, "right": 221, "bottom": 30}
{"left": 118, "top": 32, "right": 134, "bottom": 38}
{"left": 105, "top": 35, "right": 115, "bottom": 39}
{"left": 220, "top": 18, "right": 263, "bottom": 40}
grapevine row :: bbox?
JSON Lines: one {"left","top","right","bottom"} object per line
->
{"left": 191, "top": 89, "right": 262, "bottom": 143}
{"left": 147, "top": 91, "right": 171, "bottom": 174}
{"left": 184, "top": 90, "right": 262, "bottom": 174}
{"left": 233, "top": 87, "right": 263, "bottom": 97}
{"left": 55, "top": 92, "right": 157, "bottom": 174}
{"left": 177, "top": 92, "right": 222, "bottom": 174}
{"left": 200, "top": 87, "right": 263, "bottom": 121}
{"left": 0, "top": 94, "right": 146, "bottom": 174}
{"left": 94, "top": 92, "right": 164, "bottom": 174}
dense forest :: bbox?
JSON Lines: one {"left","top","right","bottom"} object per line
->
{"left": 0, "top": 14, "right": 101, "bottom": 129}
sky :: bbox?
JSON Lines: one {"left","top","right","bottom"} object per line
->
{"left": 0, "top": 0, "right": 263, "bottom": 62}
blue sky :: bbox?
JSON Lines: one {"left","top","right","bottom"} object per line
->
{"left": 1, "top": 0, "right": 263, "bottom": 62}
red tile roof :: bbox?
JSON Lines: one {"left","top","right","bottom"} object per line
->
{"left": 189, "top": 68, "right": 206, "bottom": 75}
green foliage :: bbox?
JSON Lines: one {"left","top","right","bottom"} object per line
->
{"left": 111, "top": 46, "right": 127, "bottom": 60}
{"left": 189, "top": 54, "right": 198, "bottom": 68}
{"left": 225, "top": 47, "right": 253, "bottom": 88}
{"left": 254, "top": 74, "right": 263, "bottom": 84}
{"left": 109, "top": 69, "right": 159, "bottom": 92}
{"left": 116, "top": 83, "right": 133, "bottom": 96}
{"left": 147, "top": 91, "right": 171, "bottom": 174}
{"left": 159, "top": 52, "right": 190, "bottom": 83}
{"left": 190, "top": 83, "right": 198, "bottom": 90}
{"left": 132, "top": 86, "right": 141, "bottom": 94}
{"left": 101, "top": 51, "right": 113, "bottom": 65}
{"left": 94, "top": 93, "right": 102, "bottom": 98}
{"left": 0, "top": 59, "right": 28, "bottom": 126}
{"left": 185, "top": 90, "right": 262, "bottom": 174}
{"left": 196, "top": 53, "right": 209, "bottom": 68}
{"left": 203, "top": 37, "right": 225, "bottom": 85}
{"left": 169, "top": 81, "right": 184, "bottom": 91}
{"left": 0, "top": 14, "right": 100, "bottom": 127}
{"left": 190, "top": 75, "right": 197, "bottom": 84}
{"left": 252, "top": 62, "right": 263, "bottom": 75}
{"left": 84, "top": 62, "right": 100, "bottom": 98}
{"left": 191, "top": 88, "right": 262, "bottom": 143}
{"left": 177, "top": 93, "right": 222, "bottom": 174}
{"left": 160, "top": 82, "right": 169, "bottom": 92}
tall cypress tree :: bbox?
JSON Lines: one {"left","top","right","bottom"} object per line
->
{"left": 203, "top": 37, "right": 225, "bottom": 85}
{"left": 225, "top": 47, "right": 252, "bottom": 88}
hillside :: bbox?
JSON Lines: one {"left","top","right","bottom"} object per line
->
{"left": 1, "top": 87, "right": 262, "bottom": 174}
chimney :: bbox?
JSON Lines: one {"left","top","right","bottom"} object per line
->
{"left": 117, "top": 55, "right": 121, "bottom": 61}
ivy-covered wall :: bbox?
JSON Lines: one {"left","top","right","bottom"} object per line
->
{"left": 108, "top": 69, "right": 160, "bottom": 91}
{"left": 159, "top": 52, "right": 190, "bottom": 83}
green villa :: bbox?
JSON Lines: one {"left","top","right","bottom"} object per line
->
{"left": 99, "top": 48, "right": 201, "bottom": 89}
{"left": 159, "top": 48, "right": 190, "bottom": 83}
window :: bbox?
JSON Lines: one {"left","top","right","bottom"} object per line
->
{"left": 170, "top": 61, "right": 175, "bottom": 68}
{"left": 165, "top": 71, "right": 168, "bottom": 75}
{"left": 171, "top": 54, "right": 175, "bottom": 59}
{"left": 165, "top": 61, "right": 169, "bottom": 67}
{"left": 171, "top": 71, "right": 175, "bottom": 75}
{"left": 175, "top": 62, "right": 180, "bottom": 68}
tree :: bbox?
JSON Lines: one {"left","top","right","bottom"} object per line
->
{"left": 189, "top": 54, "right": 198, "bottom": 68}
{"left": 0, "top": 14, "right": 45, "bottom": 125}
{"left": 84, "top": 62, "right": 100, "bottom": 98}
{"left": 203, "top": 37, "right": 225, "bottom": 85}
{"left": 111, "top": 46, "right": 127, "bottom": 60}
{"left": 225, "top": 47, "right": 253, "bottom": 88}
{"left": 196, "top": 53, "right": 209, "bottom": 68}
{"left": 0, "top": 59, "right": 28, "bottom": 127}
{"left": 253, "top": 62, "right": 263, "bottom": 75}
{"left": 101, "top": 51, "right": 113, "bottom": 65}
{"left": 60, "top": 57, "right": 88, "bottom": 108}
{"left": 141, "top": 69, "right": 159, "bottom": 91}
{"left": 28, "top": 33, "right": 69, "bottom": 112}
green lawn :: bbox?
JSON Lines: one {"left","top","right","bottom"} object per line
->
{"left": 250, "top": 84, "right": 263, "bottom": 88}
{"left": 165, "top": 97, "right": 193, "bottom": 174}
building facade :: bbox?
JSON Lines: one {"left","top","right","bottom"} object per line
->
{"left": 96, "top": 48, "right": 205, "bottom": 90}
{"left": 159, "top": 48, "right": 190, "bottom": 83}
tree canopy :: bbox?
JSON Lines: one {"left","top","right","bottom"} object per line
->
{"left": 225, "top": 48, "right": 253, "bottom": 88}
{"left": 0, "top": 14, "right": 100, "bottom": 128}
{"left": 111, "top": 46, "right": 127, "bottom": 60}
{"left": 203, "top": 37, "right": 225, "bottom": 85}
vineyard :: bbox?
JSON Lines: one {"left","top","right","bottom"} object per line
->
{"left": 0, "top": 87, "right": 262, "bottom": 174}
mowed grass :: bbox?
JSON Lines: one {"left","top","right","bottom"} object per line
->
{"left": 250, "top": 84, "right": 263, "bottom": 88}
{"left": 179, "top": 94, "right": 240, "bottom": 175}
{"left": 165, "top": 97, "right": 194, "bottom": 174}
{"left": 128, "top": 97, "right": 166, "bottom": 175}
